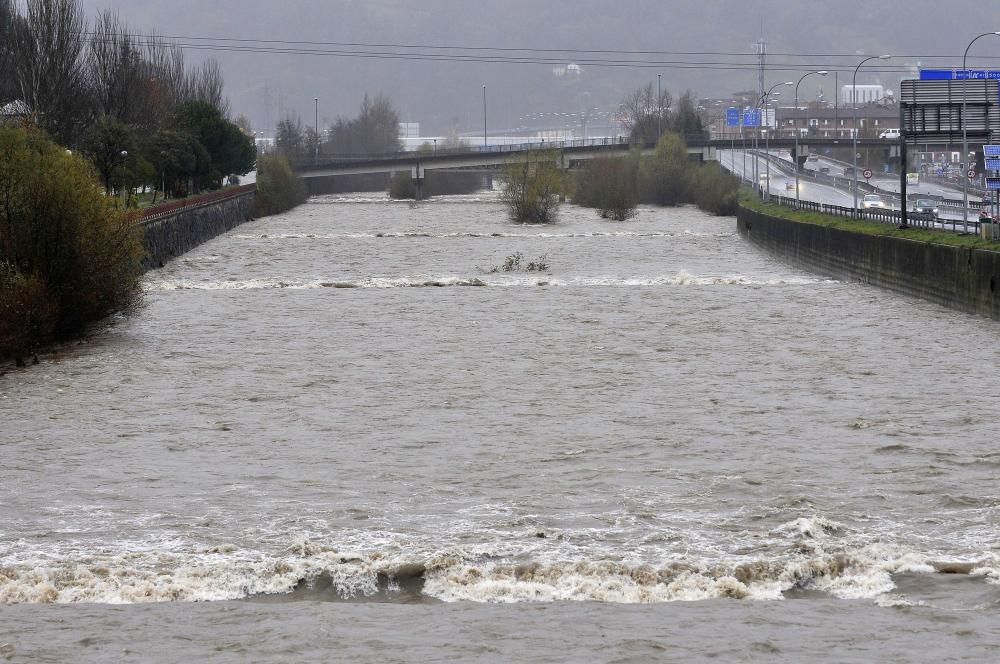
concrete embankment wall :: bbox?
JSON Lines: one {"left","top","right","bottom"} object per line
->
{"left": 141, "top": 190, "right": 255, "bottom": 271}
{"left": 737, "top": 206, "right": 1000, "bottom": 320}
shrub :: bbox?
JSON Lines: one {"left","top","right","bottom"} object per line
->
{"left": 0, "top": 126, "right": 144, "bottom": 362}
{"left": 692, "top": 162, "right": 740, "bottom": 215}
{"left": 255, "top": 153, "right": 307, "bottom": 216}
{"left": 574, "top": 153, "right": 639, "bottom": 221}
{"left": 498, "top": 150, "right": 568, "bottom": 224}
{"left": 639, "top": 132, "right": 692, "bottom": 206}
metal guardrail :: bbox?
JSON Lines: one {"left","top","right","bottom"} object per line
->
{"left": 140, "top": 184, "right": 256, "bottom": 224}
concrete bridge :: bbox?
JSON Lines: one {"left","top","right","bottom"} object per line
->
{"left": 292, "top": 136, "right": 904, "bottom": 188}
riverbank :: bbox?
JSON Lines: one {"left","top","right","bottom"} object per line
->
{"left": 738, "top": 196, "right": 1000, "bottom": 320}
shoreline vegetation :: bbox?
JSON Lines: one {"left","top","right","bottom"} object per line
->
{"left": 0, "top": 127, "right": 144, "bottom": 366}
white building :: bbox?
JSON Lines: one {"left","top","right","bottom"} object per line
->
{"left": 840, "top": 84, "right": 888, "bottom": 106}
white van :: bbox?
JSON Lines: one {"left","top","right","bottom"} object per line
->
{"left": 879, "top": 129, "right": 900, "bottom": 140}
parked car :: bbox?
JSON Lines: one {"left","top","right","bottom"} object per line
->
{"left": 912, "top": 199, "right": 939, "bottom": 218}
{"left": 862, "top": 194, "right": 887, "bottom": 209}
{"left": 879, "top": 129, "right": 901, "bottom": 139}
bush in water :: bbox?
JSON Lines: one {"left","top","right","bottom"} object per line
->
{"left": 574, "top": 153, "right": 640, "bottom": 221}
{"left": 498, "top": 150, "right": 569, "bottom": 224}
{"left": 691, "top": 162, "right": 740, "bottom": 216}
{"left": 0, "top": 126, "right": 144, "bottom": 364}
{"left": 255, "top": 153, "right": 307, "bottom": 217}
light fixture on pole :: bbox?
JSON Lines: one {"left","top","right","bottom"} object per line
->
{"left": 762, "top": 81, "right": 793, "bottom": 200}
{"left": 794, "top": 70, "right": 828, "bottom": 208}
{"left": 314, "top": 97, "right": 319, "bottom": 163}
{"left": 483, "top": 85, "right": 487, "bottom": 150}
{"left": 657, "top": 74, "right": 662, "bottom": 141}
{"left": 962, "top": 32, "right": 1000, "bottom": 231}
{"left": 852, "top": 55, "right": 892, "bottom": 217}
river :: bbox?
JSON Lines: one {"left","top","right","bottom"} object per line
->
{"left": 1, "top": 193, "right": 999, "bottom": 662}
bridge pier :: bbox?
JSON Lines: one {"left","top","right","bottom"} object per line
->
{"left": 411, "top": 164, "right": 425, "bottom": 201}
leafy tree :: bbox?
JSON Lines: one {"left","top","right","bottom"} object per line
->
{"left": 574, "top": 153, "right": 640, "bottom": 221}
{"left": 168, "top": 101, "right": 255, "bottom": 189}
{"left": 671, "top": 91, "right": 705, "bottom": 139}
{"left": 639, "top": 132, "right": 693, "bottom": 206}
{"left": 79, "top": 115, "right": 138, "bottom": 193}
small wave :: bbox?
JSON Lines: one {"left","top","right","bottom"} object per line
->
{"left": 231, "top": 231, "right": 685, "bottom": 240}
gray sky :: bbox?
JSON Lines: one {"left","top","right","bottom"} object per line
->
{"left": 76, "top": 0, "right": 1000, "bottom": 135}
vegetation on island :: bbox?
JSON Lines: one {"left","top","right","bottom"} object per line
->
{"left": 498, "top": 150, "right": 571, "bottom": 224}
{"left": 255, "top": 154, "right": 307, "bottom": 217}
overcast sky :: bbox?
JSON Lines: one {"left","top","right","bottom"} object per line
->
{"left": 74, "top": 0, "right": 1000, "bottom": 135}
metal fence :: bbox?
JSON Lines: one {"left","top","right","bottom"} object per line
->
{"left": 140, "top": 184, "right": 256, "bottom": 225}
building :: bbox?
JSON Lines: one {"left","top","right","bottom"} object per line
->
{"left": 776, "top": 105, "right": 899, "bottom": 139}
{"left": 839, "top": 84, "right": 890, "bottom": 106}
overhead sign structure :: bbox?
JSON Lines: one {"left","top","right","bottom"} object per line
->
{"left": 987, "top": 159, "right": 1000, "bottom": 170}
{"left": 742, "top": 109, "right": 761, "bottom": 127}
{"left": 900, "top": 79, "right": 1000, "bottom": 142}
{"left": 986, "top": 177, "right": 1000, "bottom": 190}
{"left": 984, "top": 145, "right": 1000, "bottom": 158}
{"left": 726, "top": 107, "right": 740, "bottom": 127}
{"left": 920, "top": 69, "right": 1000, "bottom": 81}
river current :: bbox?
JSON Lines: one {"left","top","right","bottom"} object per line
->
{"left": 1, "top": 193, "right": 999, "bottom": 661}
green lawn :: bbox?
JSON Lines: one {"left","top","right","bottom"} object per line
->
{"left": 739, "top": 189, "right": 1000, "bottom": 251}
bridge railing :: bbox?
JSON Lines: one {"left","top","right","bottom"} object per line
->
{"left": 762, "top": 190, "right": 978, "bottom": 232}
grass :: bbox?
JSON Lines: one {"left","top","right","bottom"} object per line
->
{"left": 739, "top": 189, "right": 1000, "bottom": 251}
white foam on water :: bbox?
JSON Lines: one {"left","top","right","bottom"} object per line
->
{"left": 143, "top": 272, "right": 830, "bottom": 292}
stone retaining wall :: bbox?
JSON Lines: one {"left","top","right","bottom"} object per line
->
{"left": 737, "top": 206, "right": 1000, "bottom": 320}
{"left": 141, "top": 191, "right": 255, "bottom": 271}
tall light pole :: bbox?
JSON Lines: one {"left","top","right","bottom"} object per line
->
{"left": 314, "top": 97, "right": 319, "bottom": 163}
{"left": 852, "top": 55, "right": 892, "bottom": 217}
{"left": 962, "top": 32, "right": 1000, "bottom": 231}
{"left": 762, "top": 81, "right": 793, "bottom": 200}
{"left": 657, "top": 73, "right": 662, "bottom": 141}
{"left": 483, "top": 85, "right": 487, "bottom": 150}
{"left": 794, "top": 70, "right": 828, "bottom": 208}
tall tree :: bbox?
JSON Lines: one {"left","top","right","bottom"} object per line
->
{"left": 327, "top": 93, "right": 402, "bottom": 156}
{"left": 619, "top": 83, "right": 672, "bottom": 145}
{"left": 0, "top": 0, "right": 19, "bottom": 104}
{"left": 11, "top": 0, "right": 90, "bottom": 145}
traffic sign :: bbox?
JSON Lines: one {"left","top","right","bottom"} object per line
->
{"left": 986, "top": 177, "right": 1000, "bottom": 190}
{"left": 984, "top": 145, "right": 1000, "bottom": 158}
{"left": 742, "top": 109, "right": 761, "bottom": 127}
{"left": 863, "top": 169, "right": 873, "bottom": 180}
{"left": 920, "top": 69, "right": 1000, "bottom": 81}
{"left": 725, "top": 107, "right": 740, "bottom": 127}
{"left": 985, "top": 158, "right": 1000, "bottom": 170}
{"left": 968, "top": 169, "right": 978, "bottom": 179}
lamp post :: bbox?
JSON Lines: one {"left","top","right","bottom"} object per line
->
{"left": 483, "top": 85, "right": 487, "bottom": 150}
{"left": 314, "top": 97, "right": 319, "bottom": 163}
{"left": 852, "top": 55, "right": 892, "bottom": 217}
{"left": 962, "top": 32, "right": 1000, "bottom": 231}
{"left": 794, "top": 70, "right": 828, "bottom": 208}
{"left": 657, "top": 73, "right": 662, "bottom": 141}
{"left": 762, "top": 81, "right": 793, "bottom": 200}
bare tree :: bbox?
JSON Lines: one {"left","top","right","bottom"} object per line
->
{"left": 0, "top": 0, "right": 19, "bottom": 104}
{"left": 188, "top": 59, "right": 230, "bottom": 117}
{"left": 88, "top": 10, "right": 144, "bottom": 125}
{"left": 275, "top": 114, "right": 304, "bottom": 158}
{"left": 11, "top": 0, "right": 90, "bottom": 144}
{"left": 618, "top": 83, "right": 672, "bottom": 144}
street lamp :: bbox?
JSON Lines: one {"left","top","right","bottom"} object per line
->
{"left": 314, "top": 97, "right": 319, "bottom": 163}
{"left": 962, "top": 32, "right": 1000, "bottom": 231}
{"left": 852, "top": 55, "right": 892, "bottom": 217}
{"left": 762, "top": 81, "right": 793, "bottom": 200}
{"left": 483, "top": 85, "right": 487, "bottom": 150}
{"left": 657, "top": 73, "right": 662, "bottom": 141}
{"left": 794, "top": 70, "right": 828, "bottom": 208}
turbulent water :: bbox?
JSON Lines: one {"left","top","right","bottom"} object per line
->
{"left": 2, "top": 193, "right": 999, "bottom": 661}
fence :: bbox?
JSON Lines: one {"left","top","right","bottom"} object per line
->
{"left": 140, "top": 184, "right": 256, "bottom": 224}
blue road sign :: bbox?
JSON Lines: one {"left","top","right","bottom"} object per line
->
{"left": 986, "top": 158, "right": 1000, "bottom": 170}
{"left": 726, "top": 107, "right": 740, "bottom": 127}
{"left": 742, "top": 109, "right": 761, "bottom": 127}
{"left": 984, "top": 145, "right": 1000, "bottom": 158}
{"left": 986, "top": 177, "right": 1000, "bottom": 190}
{"left": 920, "top": 69, "right": 1000, "bottom": 80}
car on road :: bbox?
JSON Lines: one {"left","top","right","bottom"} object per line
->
{"left": 806, "top": 154, "right": 818, "bottom": 162}
{"left": 819, "top": 166, "right": 831, "bottom": 174}
{"left": 912, "top": 199, "right": 939, "bottom": 218}
{"left": 862, "top": 194, "right": 887, "bottom": 210}
{"left": 879, "top": 129, "right": 901, "bottom": 139}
